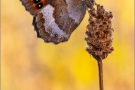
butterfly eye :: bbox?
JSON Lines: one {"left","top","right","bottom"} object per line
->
{"left": 36, "top": 2, "right": 43, "bottom": 9}
{"left": 33, "top": 0, "right": 40, "bottom": 4}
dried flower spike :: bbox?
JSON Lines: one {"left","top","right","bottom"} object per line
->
{"left": 85, "top": 4, "right": 114, "bottom": 60}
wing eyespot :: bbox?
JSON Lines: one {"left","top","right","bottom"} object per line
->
{"left": 36, "top": 2, "right": 43, "bottom": 9}
{"left": 54, "top": 34, "right": 58, "bottom": 37}
{"left": 33, "top": 0, "right": 41, "bottom": 4}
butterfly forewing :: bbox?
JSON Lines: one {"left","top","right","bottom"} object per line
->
{"left": 20, "top": 0, "right": 50, "bottom": 15}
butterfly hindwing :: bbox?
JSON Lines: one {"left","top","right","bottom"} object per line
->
{"left": 33, "top": 0, "right": 86, "bottom": 44}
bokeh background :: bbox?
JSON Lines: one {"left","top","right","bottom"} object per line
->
{"left": 1, "top": 0, "right": 134, "bottom": 90}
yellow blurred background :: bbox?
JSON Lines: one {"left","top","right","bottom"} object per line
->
{"left": 1, "top": 0, "right": 134, "bottom": 90}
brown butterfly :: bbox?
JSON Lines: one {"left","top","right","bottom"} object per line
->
{"left": 20, "top": 0, "right": 94, "bottom": 44}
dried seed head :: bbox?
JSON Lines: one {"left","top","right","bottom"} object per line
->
{"left": 85, "top": 4, "right": 114, "bottom": 60}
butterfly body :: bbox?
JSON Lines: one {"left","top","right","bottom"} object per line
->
{"left": 20, "top": 0, "right": 94, "bottom": 44}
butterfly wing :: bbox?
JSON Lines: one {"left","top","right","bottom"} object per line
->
{"left": 20, "top": 0, "right": 53, "bottom": 15}
{"left": 33, "top": 0, "right": 86, "bottom": 44}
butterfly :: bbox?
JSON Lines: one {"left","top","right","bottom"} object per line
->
{"left": 20, "top": 0, "right": 94, "bottom": 44}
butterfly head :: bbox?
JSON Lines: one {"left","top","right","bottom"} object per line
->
{"left": 84, "top": 0, "right": 95, "bottom": 8}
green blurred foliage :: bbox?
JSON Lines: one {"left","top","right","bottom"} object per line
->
{"left": 1, "top": 0, "right": 134, "bottom": 90}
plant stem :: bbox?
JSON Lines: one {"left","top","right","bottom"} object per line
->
{"left": 97, "top": 60, "right": 103, "bottom": 90}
